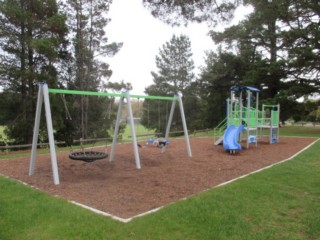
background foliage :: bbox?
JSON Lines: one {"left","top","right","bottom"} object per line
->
{"left": 0, "top": 0, "right": 319, "bottom": 144}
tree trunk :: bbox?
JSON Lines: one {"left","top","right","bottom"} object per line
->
{"left": 268, "top": 3, "right": 280, "bottom": 98}
{"left": 27, "top": 18, "right": 35, "bottom": 144}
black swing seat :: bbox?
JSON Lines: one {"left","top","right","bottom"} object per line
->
{"left": 69, "top": 151, "right": 108, "bottom": 162}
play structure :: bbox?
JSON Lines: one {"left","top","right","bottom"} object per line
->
{"left": 214, "top": 85, "right": 280, "bottom": 153}
{"left": 29, "top": 83, "right": 192, "bottom": 185}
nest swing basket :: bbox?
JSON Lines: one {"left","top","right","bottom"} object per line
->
{"left": 69, "top": 151, "right": 108, "bottom": 162}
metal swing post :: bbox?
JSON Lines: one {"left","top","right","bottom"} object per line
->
{"left": 29, "top": 85, "right": 44, "bottom": 176}
{"left": 109, "top": 90, "right": 141, "bottom": 169}
{"left": 163, "top": 99, "right": 176, "bottom": 143}
{"left": 29, "top": 83, "right": 60, "bottom": 185}
{"left": 162, "top": 92, "right": 192, "bottom": 157}
{"left": 177, "top": 93, "right": 192, "bottom": 157}
{"left": 109, "top": 93, "right": 124, "bottom": 162}
{"left": 161, "top": 98, "right": 175, "bottom": 153}
{"left": 126, "top": 91, "right": 141, "bottom": 169}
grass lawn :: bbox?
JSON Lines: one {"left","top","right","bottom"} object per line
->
{"left": 0, "top": 127, "right": 320, "bottom": 239}
{"left": 121, "top": 123, "right": 156, "bottom": 140}
{"left": 280, "top": 125, "right": 320, "bottom": 137}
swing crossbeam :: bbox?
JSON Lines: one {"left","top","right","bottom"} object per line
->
{"left": 48, "top": 88, "right": 178, "bottom": 101}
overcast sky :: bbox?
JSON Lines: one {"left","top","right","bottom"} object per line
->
{"left": 105, "top": 0, "right": 251, "bottom": 95}
{"left": 105, "top": 0, "right": 215, "bottom": 95}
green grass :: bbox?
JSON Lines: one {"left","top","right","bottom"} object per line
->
{"left": 280, "top": 125, "right": 320, "bottom": 137}
{"left": 0, "top": 176, "right": 122, "bottom": 239}
{"left": 121, "top": 123, "right": 156, "bottom": 140}
{"left": 0, "top": 131, "right": 320, "bottom": 239}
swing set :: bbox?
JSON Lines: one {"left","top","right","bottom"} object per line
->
{"left": 29, "top": 83, "right": 192, "bottom": 185}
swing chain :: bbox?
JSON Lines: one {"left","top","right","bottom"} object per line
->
{"left": 60, "top": 94, "right": 72, "bottom": 120}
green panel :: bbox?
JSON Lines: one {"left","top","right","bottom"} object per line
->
{"left": 248, "top": 118, "right": 257, "bottom": 128}
{"left": 48, "top": 88, "right": 177, "bottom": 101}
{"left": 230, "top": 118, "right": 241, "bottom": 126}
{"left": 272, "top": 111, "right": 279, "bottom": 126}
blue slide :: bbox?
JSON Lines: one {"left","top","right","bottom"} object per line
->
{"left": 223, "top": 124, "right": 244, "bottom": 152}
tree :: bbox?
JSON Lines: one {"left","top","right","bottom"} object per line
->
{"left": 0, "top": 0, "right": 68, "bottom": 144}
{"left": 63, "top": 0, "right": 123, "bottom": 139}
{"left": 280, "top": 0, "right": 320, "bottom": 96}
{"left": 210, "top": 0, "right": 320, "bottom": 100}
{"left": 308, "top": 103, "right": 320, "bottom": 125}
{"left": 143, "top": 0, "right": 320, "bottom": 124}
{"left": 197, "top": 48, "right": 248, "bottom": 127}
{"left": 142, "top": 34, "right": 195, "bottom": 133}
{"left": 142, "top": 0, "right": 240, "bottom": 26}
{"left": 149, "top": 34, "right": 194, "bottom": 95}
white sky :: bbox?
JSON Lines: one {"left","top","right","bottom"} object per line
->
{"left": 0, "top": 2, "right": 252, "bottom": 94}
{"left": 105, "top": 0, "right": 251, "bottom": 95}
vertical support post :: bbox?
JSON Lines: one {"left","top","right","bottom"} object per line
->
{"left": 226, "top": 98, "right": 229, "bottom": 126}
{"left": 29, "top": 84, "right": 44, "bottom": 176}
{"left": 177, "top": 93, "right": 192, "bottom": 157}
{"left": 230, "top": 91, "right": 233, "bottom": 125}
{"left": 239, "top": 91, "right": 243, "bottom": 141}
{"left": 29, "top": 84, "right": 59, "bottom": 185}
{"left": 125, "top": 91, "right": 141, "bottom": 169}
{"left": 270, "top": 109, "right": 274, "bottom": 144}
{"left": 246, "top": 90, "right": 250, "bottom": 149}
{"left": 239, "top": 91, "right": 243, "bottom": 126}
{"left": 277, "top": 104, "right": 280, "bottom": 142}
{"left": 164, "top": 99, "right": 176, "bottom": 141}
{"left": 260, "top": 104, "right": 265, "bottom": 140}
{"left": 161, "top": 98, "right": 176, "bottom": 154}
{"left": 109, "top": 94, "right": 124, "bottom": 162}
{"left": 43, "top": 84, "right": 60, "bottom": 185}
{"left": 255, "top": 92, "right": 259, "bottom": 147}
{"left": 109, "top": 90, "right": 141, "bottom": 169}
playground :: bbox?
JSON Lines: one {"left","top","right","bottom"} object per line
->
{"left": 0, "top": 84, "right": 318, "bottom": 221}
{"left": 0, "top": 136, "right": 316, "bottom": 220}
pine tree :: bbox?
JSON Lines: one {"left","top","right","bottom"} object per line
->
{"left": 210, "top": 0, "right": 320, "bottom": 100}
{"left": 64, "top": 0, "right": 123, "bottom": 139}
{"left": 148, "top": 34, "right": 194, "bottom": 96}
{"left": 143, "top": 0, "right": 239, "bottom": 26}
{"left": 0, "top": 0, "right": 68, "bottom": 144}
{"left": 143, "top": 34, "right": 195, "bottom": 133}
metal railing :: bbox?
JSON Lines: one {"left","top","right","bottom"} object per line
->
{"left": 213, "top": 118, "right": 227, "bottom": 144}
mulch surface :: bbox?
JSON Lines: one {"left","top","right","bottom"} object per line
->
{"left": 0, "top": 136, "right": 316, "bottom": 219}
